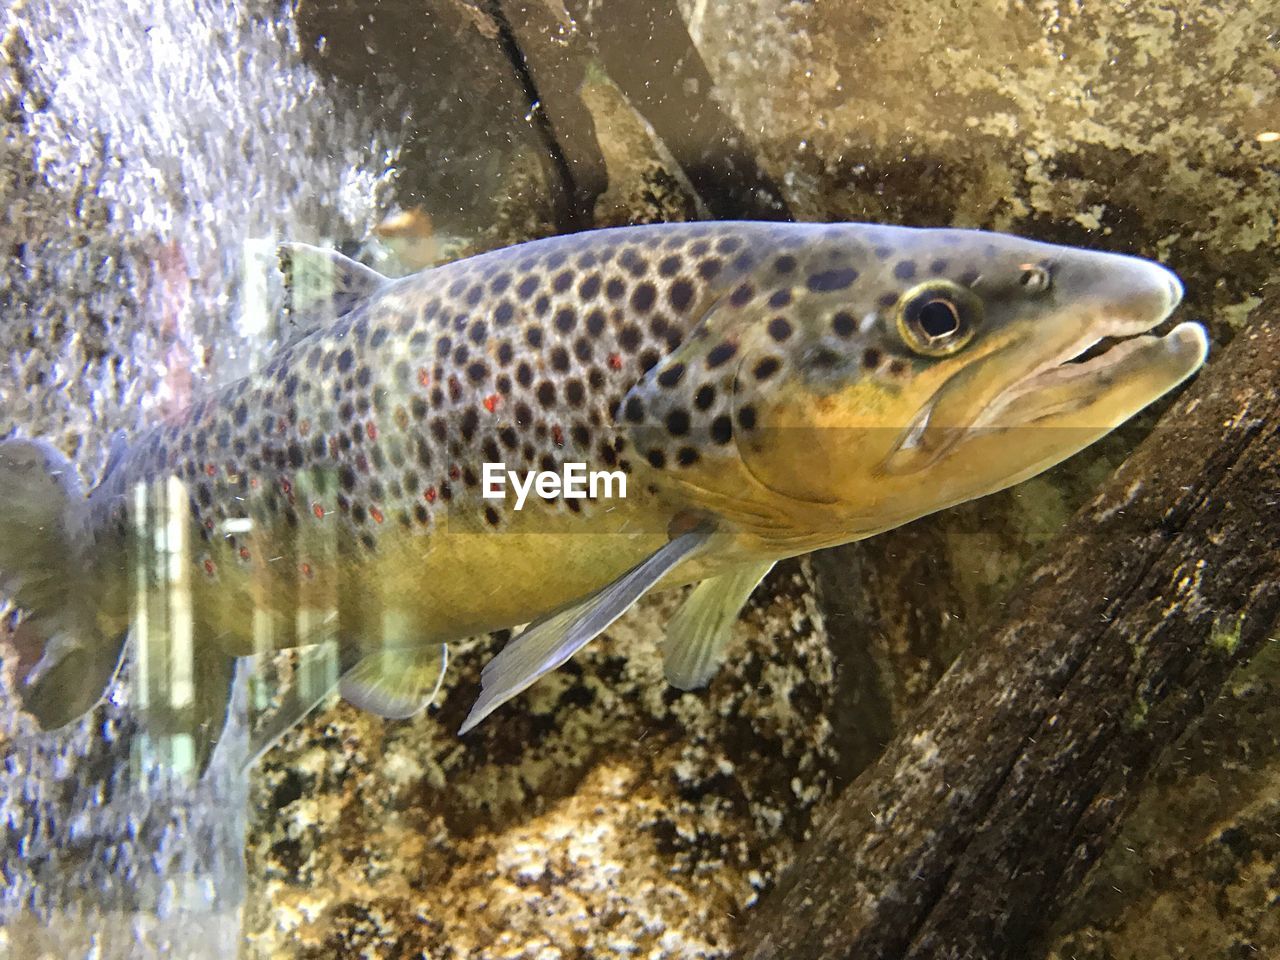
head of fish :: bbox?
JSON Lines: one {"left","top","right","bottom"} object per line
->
{"left": 627, "top": 225, "right": 1206, "bottom": 548}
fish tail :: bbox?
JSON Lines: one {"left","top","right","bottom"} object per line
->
{"left": 0, "top": 438, "right": 124, "bottom": 728}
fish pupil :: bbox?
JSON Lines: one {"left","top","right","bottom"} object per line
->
{"left": 918, "top": 299, "right": 960, "bottom": 338}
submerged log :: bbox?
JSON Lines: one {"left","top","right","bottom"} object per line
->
{"left": 741, "top": 303, "right": 1280, "bottom": 960}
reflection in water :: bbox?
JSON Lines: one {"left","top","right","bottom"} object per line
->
{"left": 0, "top": 0, "right": 395, "bottom": 953}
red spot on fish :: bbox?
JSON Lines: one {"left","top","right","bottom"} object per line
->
{"left": 418, "top": 367, "right": 430, "bottom": 387}
{"left": 312, "top": 502, "right": 325, "bottom": 519}
{"left": 424, "top": 487, "right": 437, "bottom": 503}
{"left": 300, "top": 561, "right": 314, "bottom": 579}
{"left": 250, "top": 477, "right": 260, "bottom": 489}
{"left": 280, "top": 478, "right": 292, "bottom": 494}
{"left": 203, "top": 559, "right": 216, "bottom": 576}
{"left": 299, "top": 419, "right": 311, "bottom": 436}
{"left": 205, "top": 463, "right": 216, "bottom": 476}
{"left": 608, "top": 353, "right": 623, "bottom": 370}
{"left": 239, "top": 547, "right": 250, "bottom": 561}
{"left": 204, "top": 519, "right": 214, "bottom": 531}
{"left": 449, "top": 464, "right": 461, "bottom": 480}
{"left": 483, "top": 394, "right": 500, "bottom": 413}
{"left": 552, "top": 424, "right": 564, "bottom": 447}
{"left": 366, "top": 421, "right": 378, "bottom": 441}
{"left": 370, "top": 506, "right": 384, "bottom": 524}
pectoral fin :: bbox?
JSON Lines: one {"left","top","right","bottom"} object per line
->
{"left": 458, "top": 524, "right": 715, "bottom": 734}
{"left": 663, "top": 561, "right": 773, "bottom": 690}
{"left": 340, "top": 644, "right": 449, "bottom": 719}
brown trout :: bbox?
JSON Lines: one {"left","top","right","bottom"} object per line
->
{"left": 0, "top": 221, "right": 1206, "bottom": 769}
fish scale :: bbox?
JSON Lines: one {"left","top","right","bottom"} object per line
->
{"left": 0, "top": 220, "right": 1207, "bottom": 769}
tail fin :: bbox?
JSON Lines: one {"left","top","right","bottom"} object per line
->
{"left": 0, "top": 438, "right": 125, "bottom": 728}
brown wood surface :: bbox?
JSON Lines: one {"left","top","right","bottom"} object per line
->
{"left": 741, "top": 305, "right": 1280, "bottom": 960}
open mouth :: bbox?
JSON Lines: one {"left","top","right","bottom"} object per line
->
{"left": 890, "top": 315, "right": 1207, "bottom": 461}
{"left": 977, "top": 315, "right": 1200, "bottom": 428}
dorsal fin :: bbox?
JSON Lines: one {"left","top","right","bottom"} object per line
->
{"left": 277, "top": 242, "right": 391, "bottom": 342}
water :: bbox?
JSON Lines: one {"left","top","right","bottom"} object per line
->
{"left": 1, "top": 0, "right": 1277, "bottom": 958}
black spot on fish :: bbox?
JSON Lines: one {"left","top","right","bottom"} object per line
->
{"left": 832, "top": 312, "right": 857, "bottom": 337}
{"left": 573, "top": 337, "right": 592, "bottom": 362}
{"left": 694, "top": 384, "right": 715, "bottom": 410}
{"left": 862, "top": 348, "right": 882, "bottom": 369}
{"left": 555, "top": 308, "right": 576, "bottom": 334}
{"left": 495, "top": 301, "right": 514, "bottom": 326}
{"left": 579, "top": 274, "right": 601, "bottom": 300}
{"left": 620, "top": 249, "right": 648, "bottom": 277}
{"left": 706, "top": 342, "right": 737, "bottom": 368}
{"left": 490, "top": 273, "right": 511, "bottom": 295}
{"left": 517, "top": 276, "right": 539, "bottom": 299}
{"left": 467, "top": 361, "right": 488, "bottom": 383}
{"left": 526, "top": 327, "right": 543, "bottom": 349}
{"left": 807, "top": 268, "right": 859, "bottom": 292}
{"left": 698, "top": 258, "right": 723, "bottom": 280}
{"left": 631, "top": 283, "right": 656, "bottom": 313}
{"left": 768, "top": 290, "right": 792, "bottom": 308}
{"left": 665, "top": 281, "right": 696, "bottom": 316}
{"left": 647, "top": 449, "right": 666, "bottom": 469}
{"left": 534, "top": 295, "right": 550, "bottom": 317}
{"left": 774, "top": 255, "right": 797, "bottom": 274}
{"left": 624, "top": 396, "right": 645, "bottom": 423}
{"left": 738, "top": 405, "right": 757, "bottom": 430}
{"left": 666, "top": 409, "right": 690, "bottom": 435}
{"left": 605, "top": 278, "right": 626, "bottom": 301}
{"left": 893, "top": 261, "right": 917, "bottom": 281}
{"left": 469, "top": 321, "right": 487, "bottom": 345}
{"left": 551, "top": 346, "right": 570, "bottom": 373}
{"left": 466, "top": 285, "right": 483, "bottom": 307}
{"left": 337, "top": 349, "right": 354, "bottom": 373}
{"left": 460, "top": 408, "right": 479, "bottom": 442}
{"left": 565, "top": 379, "right": 585, "bottom": 407}
{"left": 710, "top": 415, "right": 732, "bottom": 444}
{"left": 658, "top": 256, "right": 681, "bottom": 277}
{"left": 657, "top": 363, "right": 685, "bottom": 388}
{"left": 753, "top": 357, "right": 780, "bottom": 380}
{"left": 537, "top": 381, "right": 556, "bottom": 408}
{"left": 618, "top": 324, "right": 641, "bottom": 353}
{"left": 586, "top": 308, "right": 605, "bottom": 336}
{"left": 677, "top": 447, "right": 699, "bottom": 467}
{"left": 553, "top": 271, "right": 573, "bottom": 293}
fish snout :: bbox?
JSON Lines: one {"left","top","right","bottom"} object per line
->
{"left": 1069, "top": 251, "right": 1185, "bottom": 333}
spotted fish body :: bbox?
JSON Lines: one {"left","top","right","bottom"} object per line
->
{"left": 0, "top": 221, "right": 1207, "bottom": 766}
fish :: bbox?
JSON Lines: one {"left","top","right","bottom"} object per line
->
{"left": 0, "top": 221, "right": 1207, "bottom": 771}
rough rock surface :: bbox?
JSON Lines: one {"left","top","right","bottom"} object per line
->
{"left": 1, "top": 0, "right": 1277, "bottom": 958}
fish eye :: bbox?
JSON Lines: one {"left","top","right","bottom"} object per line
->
{"left": 894, "top": 281, "right": 982, "bottom": 357}
{"left": 1018, "top": 263, "right": 1052, "bottom": 293}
